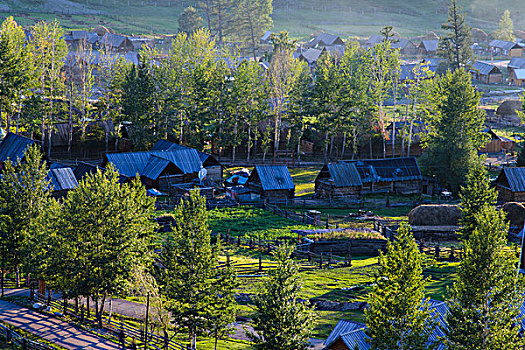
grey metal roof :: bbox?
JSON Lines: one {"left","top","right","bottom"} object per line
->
{"left": 324, "top": 163, "right": 363, "bottom": 187}
{"left": 48, "top": 167, "right": 79, "bottom": 191}
{"left": 500, "top": 167, "right": 525, "bottom": 192}
{"left": 339, "top": 329, "right": 370, "bottom": 350}
{"left": 151, "top": 149, "right": 202, "bottom": 174}
{"left": 101, "top": 33, "right": 130, "bottom": 48}
{"left": 250, "top": 165, "right": 294, "bottom": 191}
{"left": 0, "top": 133, "right": 36, "bottom": 165}
{"left": 261, "top": 31, "right": 272, "bottom": 42}
{"left": 421, "top": 40, "right": 438, "bottom": 52}
{"left": 508, "top": 57, "right": 525, "bottom": 69}
{"left": 470, "top": 61, "right": 501, "bottom": 76}
{"left": 514, "top": 69, "right": 525, "bottom": 80}
{"left": 105, "top": 152, "right": 151, "bottom": 178}
{"left": 300, "top": 48, "right": 324, "bottom": 64}
{"left": 324, "top": 319, "right": 366, "bottom": 346}
{"left": 490, "top": 39, "right": 520, "bottom": 51}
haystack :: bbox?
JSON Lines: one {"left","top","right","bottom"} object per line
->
{"left": 515, "top": 30, "right": 525, "bottom": 41}
{"left": 422, "top": 31, "right": 439, "bottom": 40}
{"left": 471, "top": 28, "right": 488, "bottom": 43}
{"left": 497, "top": 100, "right": 523, "bottom": 117}
{"left": 408, "top": 204, "right": 461, "bottom": 226}
{"left": 502, "top": 202, "right": 525, "bottom": 227}
{"left": 93, "top": 25, "right": 113, "bottom": 36}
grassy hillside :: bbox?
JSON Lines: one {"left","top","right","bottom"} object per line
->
{"left": 1, "top": 0, "right": 524, "bottom": 38}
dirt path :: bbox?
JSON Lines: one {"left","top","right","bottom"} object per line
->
{"left": 0, "top": 299, "right": 120, "bottom": 350}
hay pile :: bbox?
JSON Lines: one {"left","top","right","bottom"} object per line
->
{"left": 497, "top": 100, "right": 523, "bottom": 117}
{"left": 515, "top": 30, "right": 525, "bottom": 41}
{"left": 471, "top": 28, "right": 488, "bottom": 43}
{"left": 502, "top": 202, "right": 525, "bottom": 227}
{"left": 422, "top": 31, "right": 439, "bottom": 40}
{"left": 408, "top": 204, "right": 461, "bottom": 226}
{"left": 93, "top": 25, "right": 114, "bottom": 36}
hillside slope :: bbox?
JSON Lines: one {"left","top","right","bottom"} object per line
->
{"left": 1, "top": 0, "right": 524, "bottom": 38}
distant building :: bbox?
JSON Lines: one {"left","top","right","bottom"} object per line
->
{"left": 489, "top": 39, "right": 524, "bottom": 57}
{"left": 479, "top": 128, "right": 515, "bottom": 153}
{"left": 314, "top": 163, "right": 362, "bottom": 200}
{"left": 307, "top": 33, "right": 344, "bottom": 48}
{"left": 495, "top": 167, "right": 525, "bottom": 202}
{"left": 509, "top": 68, "right": 525, "bottom": 86}
{"left": 246, "top": 165, "right": 295, "bottom": 201}
{"left": 418, "top": 40, "right": 438, "bottom": 56}
{"left": 508, "top": 57, "right": 525, "bottom": 76}
{"left": 100, "top": 33, "right": 134, "bottom": 52}
{"left": 298, "top": 48, "right": 325, "bottom": 68}
{"left": 260, "top": 31, "right": 273, "bottom": 44}
{"left": 469, "top": 61, "right": 503, "bottom": 84}
{"left": 391, "top": 39, "right": 418, "bottom": 55}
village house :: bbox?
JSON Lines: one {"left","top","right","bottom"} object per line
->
{"left": 489, "top": 39, "right": 524, "bottom": 57}
{"left": 102, "top": 148, "right": 203, "bottom": 194}
{"left": 151, "top": 139, "right": 223, "bottom": 182}
{"left": 260, "top": 30, "right": 273, "bottom": 44}
{"left": 469, "top": 61, "right": 503, "bottom": 84}
{"left": 418, "top": 40, "right": 438, "bottom": 56}
{"left": 343, "top": 157, "right": 422, "bottom": 194}
{"left": 479, "top": 128, "right": 515, "bottom": 153}
{"left": 307, "top": 33, "right": 344, "bottom": 49}
{"left": 391, "top": 39, "right": 418, "bottom": 55}
{"left": 508, "top": 69, "right": 525, "bottom": 87}
{"left": 314, "top": 163, "right": 362, "bottom": 200}
{"left": 495, "top": 167, "right": 525, "bottom": 202}
{"left": 298, "top": 48, "right": 326, "bottom": 68}
{"left": 245, "top": 165, "right": 295, "bottom": 202}
{"left": 507, "top": 57, "right": 525, "bottom": 76}
{"left": 99, "top": 33, "right": 134, "bottom": 52}
{"left": 64, "top": 30, "right": 100, "bottom": 49}
{"left": 362, "top": 35, "right": 383, "bottom": 49}
{"left": 0, "top": 133, "right": 36, "bottom": 169}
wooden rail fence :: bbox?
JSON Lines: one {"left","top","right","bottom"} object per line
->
{"left": 0, "top": 323, "right": 54, "bottom": 350}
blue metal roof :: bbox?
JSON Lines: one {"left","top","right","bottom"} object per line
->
{"left": 324, "top": 319, "right": 366, "bottom": 346}
{"left": 0, "top": 133, "right": 36, "bottom": 165}
{"left": 48, "top": 167, "right": 79, "bottom": 191}
{"left": 250, "top": 165, "right": 294, "bottom": 191}
{"left": 105, "top": 149, "right": 202, "bottom": 179}
{"left": 499, "top": 167, "right": 525, "bottom": 193}
{"left": 342, "top": 157, "right": 422, "bottom": 183}
{"left": 152, "top": 140, "right": 221, "bottom": 167}
{"left": 141, "top": 155, "right": 171, "bottom": 180}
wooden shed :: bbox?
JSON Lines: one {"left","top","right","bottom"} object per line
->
{"left": 479, "top": 128, "right": 515, "bottom": 153}
{"left": 495, "top": 167, "right": 525, "bottom": 202}
{"left": 509, "top": 69, "right": 525, "bottom": 87}
{"left": 314, "top": 163, "right": 362, "bottom": 200}
{"left": 246, "top": 165, "right": 295, "bottom": 201}
{"left": 469, "top": 61, "right": 503, "bottom": 84}
{"left": 342, "top": 157, "right": 422, "bottom": 194}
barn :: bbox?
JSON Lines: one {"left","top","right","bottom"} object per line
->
{"left": 245, "top": 165, "right": 295, "bottom": 201}
{"left": 469, "top": 61, "right": 503, "bottom": 84}
{"left": 479, "top": 128, "right": 515, "bottom": 153}
{"left": 152, "top": 139, "right": 223, "bottom": 182}
{"left": 495, "top": 167, "right": 525, "bottom": 202}
{"left": 0, "top": 133, "right": 36, "bottom": 169}
{"left": 342, "top": 157, "right": 422, "bottom": 194}
{"left": 314, "top": 163, "right": 362, "bottom": 200}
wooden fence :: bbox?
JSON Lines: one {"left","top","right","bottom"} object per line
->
{"left": 0, "top": 323, "right": 53, "bottom": 350}
{"left": 33, "top": 292, "right": 185, "bottom": 350}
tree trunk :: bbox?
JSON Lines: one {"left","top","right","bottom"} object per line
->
{"left": 247, "top": 125, "right": 251, "bottom": 162}
{"left": 15, "top": 266, "right": 20, "bottom": 288}
{"left": 323, "top": 132, "right": 329, "bottom": 164}
{"left": 341, "top": 132, "right": 347, "bottom": 159}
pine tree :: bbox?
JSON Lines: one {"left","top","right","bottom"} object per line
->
{"left": 494, "top": 10, "right": 514, "bottom": 42}
{"left": 438, "top": 0, "right": 473, "bottom": 69}
{"left": 158, "top": 190, "right": 236, "bottom": 349}
{"left": 365, "top": 223, "right": 434, "bottom": 350}
{"left": 234, "top": 0, "right": 273, "bottom": 58}
{"left": 458, "top": 162, "right": 497, "bottom": 239}
{"left": 445, "top": 206, "right": 525, "bottom": 349}
{"left": 250, "top": 245, "right": 317, "bottom": 350}
{"left": 420, "top": 68, "right": 485, "bottom": 194}
{"left": 178, "top": 6, "right": 203, "bottom": 34}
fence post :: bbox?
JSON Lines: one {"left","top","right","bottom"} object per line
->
{"left": 319, "top": 253, "right": 323, "bottom": 269}
{"left": 326, "top": 214, "right": 330, "bottom": 229}
{"left": 435, "top": 245, "right": 440, "bottom": 259}
{"left": 346, "top": 242, "right": 352, "bottom": 267}
{"left": 450, "top": 249, "right": 455, "bottom": 261}
{"left": 237, "top": 237, "right": 241, "bottom": 247}
{"left": 22, "top": 337, "right": 27, "bottom": 350}
{"left": 259, "top": 255, "right": 262, "bottom": 272}
{"left": 226, "top": 255, "right": 231, "bottom": 268}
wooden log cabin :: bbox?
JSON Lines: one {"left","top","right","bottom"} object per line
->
{"left": 103, "top": 148, "right": 203, "bottom": 194}
{"left": 479, "top": 128, "right": 515, "bottom": 153}
{"left": 495, "top": 167, "right": 525, "bottom": 202}
{"left": 341, "top": 157, "right": 422, "bottom": 195}
{"left": 245, "top": 165, "right": 295, "bottom": 202}
{"left": 151, "top": 139, "right": 223, "bottom": 182}
{"left": 314, "top": 163, "right": 362, "bottom": 200}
